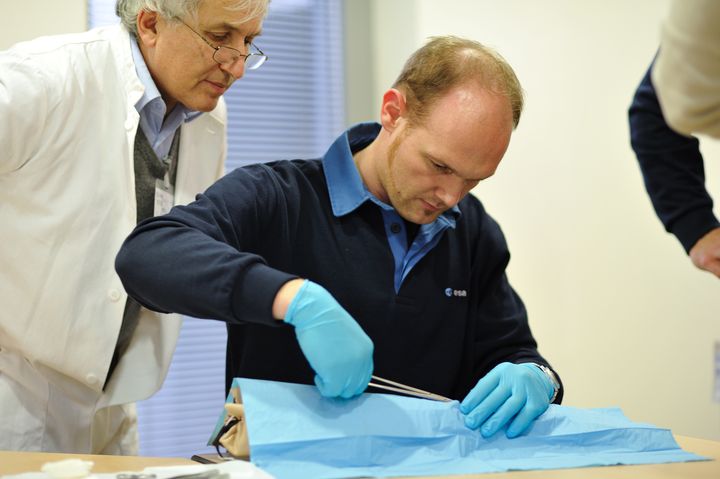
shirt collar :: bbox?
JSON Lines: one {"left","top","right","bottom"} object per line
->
{"left": 129, "top": 36, "right": 202, "bottom": 123}
{"left": 322, "top": 122, "right": 461, "bottom": 224}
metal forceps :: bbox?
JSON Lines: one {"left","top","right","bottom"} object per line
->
{"left": 368, "top": 375, "right": 452, "bottom": 402}
{"left": 117, "top": 471, "right": 227, "bottom": 479}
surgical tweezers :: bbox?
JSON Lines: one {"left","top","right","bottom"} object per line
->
{"left": 118, "top": 470, "right": 228, "bottom": 479}
{"left": 368, "top": 375, "right": 452, "bottom": 402}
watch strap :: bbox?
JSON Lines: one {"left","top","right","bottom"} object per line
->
{"left": 530, "top": 363, "right": 560, "bottom": 403}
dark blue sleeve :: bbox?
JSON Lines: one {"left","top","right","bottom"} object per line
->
{"left": 464, "top": 204, "right": 564, "bottom": 403}
{"left": 115, "top": 165, "right": 298, "bottom": 327}
{"left": 629, "top": 60, "right": 719, "bottom": 253}
{"left": 474, "top": 266, "right": 564, "bottom": 404}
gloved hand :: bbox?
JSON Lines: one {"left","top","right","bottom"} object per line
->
{"left": 460, "top": 362, "right": 554, "bottom": 438}
{"left": 284, "top": 280, "right": 374, "bottom": 398}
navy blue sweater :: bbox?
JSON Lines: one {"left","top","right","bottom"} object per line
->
{"left": 629, "top": 61, "right": 720, "bottom": 252}
{"left": 116, "top": 131, "right": 562, "bottom": 402}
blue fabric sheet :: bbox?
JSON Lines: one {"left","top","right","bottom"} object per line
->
{"left": 225, "top": 378, "right": 707, "bottom": 479}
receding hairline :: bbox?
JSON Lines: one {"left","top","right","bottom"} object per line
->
{"left": 391, "top": 35, "right": 524, "bottom": 129}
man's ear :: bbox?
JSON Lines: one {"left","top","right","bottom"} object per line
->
{"left": 380, "top": 88, "right": 407, "bottom": 133}
{"left": 136, "top": 9, "right": 160, "bottom": 47}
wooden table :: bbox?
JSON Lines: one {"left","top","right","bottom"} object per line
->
{"left": 1, "top": 435, "right": 718, "bottom": 478}
{"left": 0, "top": 451, "right": 195, "bottom": 474}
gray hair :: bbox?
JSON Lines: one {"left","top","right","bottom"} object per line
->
{"left": 116, "top": 0, "right": 269, "bottom": 36}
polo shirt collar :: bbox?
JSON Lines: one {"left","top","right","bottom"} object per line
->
{"left": 322, "top": 123, "right": 461, "bottom": 225}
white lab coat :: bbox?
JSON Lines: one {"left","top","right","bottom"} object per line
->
{"left": 0, "top": 25, "right": 226, "bottom": 453}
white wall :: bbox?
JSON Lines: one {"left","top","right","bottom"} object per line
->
{"left": 362, "top": 0, "right": 720, "bottom": 440}
{"left": 0, "top": 0, "right": 86, "bottom": 49}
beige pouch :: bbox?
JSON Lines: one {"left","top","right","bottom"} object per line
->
{"left": 211, "top": 387, "right": 249, "bottom": 459}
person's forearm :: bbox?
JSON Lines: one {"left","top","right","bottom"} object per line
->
{"left": 116, "top": 215, "right": 295, "bottom": 326}
{"left": 629, "top": 64, "right": 719, "bottom": 251}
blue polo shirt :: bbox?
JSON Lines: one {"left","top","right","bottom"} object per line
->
{"left": 324, "top": 123, "right": 460, "bottom": 292}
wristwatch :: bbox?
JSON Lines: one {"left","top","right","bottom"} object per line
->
{"left": 531, "top": 363, "right": 560, "bottom": 403}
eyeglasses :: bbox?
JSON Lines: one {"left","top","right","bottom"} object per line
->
{"left": 178, "top": 19, "right": 268, "bottom": 71}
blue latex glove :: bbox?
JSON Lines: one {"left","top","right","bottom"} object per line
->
{"left": 460, "top": 362, "right": 554, "bottom": 438}
{"left": 284, "top": 280, "right": 374, "bottom": 399}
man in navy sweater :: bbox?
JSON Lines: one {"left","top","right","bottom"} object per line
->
{"left": 116, "top": 36, "right": 563, "bottom": 439}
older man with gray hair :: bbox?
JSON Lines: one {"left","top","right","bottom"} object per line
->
{"left": 0, "top": 0, "right": 269, "bottom": 454}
